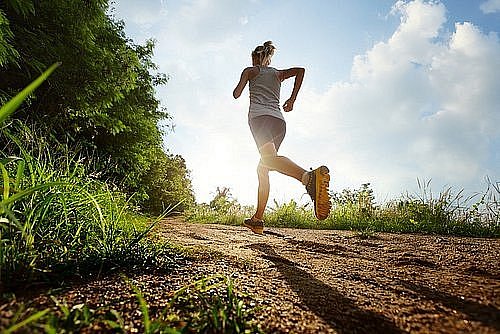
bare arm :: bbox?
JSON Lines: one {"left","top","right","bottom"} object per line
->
{"left": 278, "top": 67, "right": 305, "bottom": 112}
{"left": 233, "top": 67, "right": 258, "bottom": 99}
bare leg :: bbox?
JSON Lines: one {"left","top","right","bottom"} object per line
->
{"left": 252, "top": 142, "right": 307, "bottom": 220}
{"left": 254, "top": 163, "right": 269, "bottom": 220}
{"left": 259, "top": 142, "right": 306, "bottom": 182}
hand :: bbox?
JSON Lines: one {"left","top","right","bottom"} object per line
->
{"left": 283, "top": 98, "right": 295, "bottom": 112}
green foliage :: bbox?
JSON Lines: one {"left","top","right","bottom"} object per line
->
{"left": 0, "top": 0, "right": 193, "bottom": 211}
{"left": 0, "top": 8, "right": 19, "bottom": 69}
{"left": 2, "top": 276, "right": 260, "bottom": 333}
{"left": 265, "top": 199, "right": 316, "bottom": 228}
{"left": 0, "top": 62, "right": 60, "bottom": 124}
{"left": 142, "top": 150, "right": 195, "bottom": 215}
{"left": 2, "top": 0, "right": 35, "bottom": 18}
{"left": 210, "top": 187, "right": 238, "bottom": 213}
{"left": 43, "top": 296, "right": 126, "bottom": 333}
{"left": 376, "top": 179, "right": 499, "bottom": 236}
{"left": 330, "top": 183, "right": 376, "bottom": 221}
{"left": 189, "top": 182, "right": 499, "bottom": 238}
{"left": 0, "top": 123, "right": 183, "bottom": 284}
{"left": 327, "top": 181, "right": 499, "bottom": 236}
{"left": 186, "top": 187, "right": 253, "bottom": 226}
{"left": 160, "top": 275, "right": 260, "bottom": 333}
{"left": 2, "top": 297, "right": 123, "bottom": 333}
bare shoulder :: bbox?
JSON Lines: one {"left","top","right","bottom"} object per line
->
{"left": 233, "top": 66, "right": 260, "bottom": 99}
{"left": 277, "top": 67, "right": 305, "bottom": 81}
{"left": 243, "top": 66, "right": 260, "bottom": 80}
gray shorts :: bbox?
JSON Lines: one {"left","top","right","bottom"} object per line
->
{"left": 248, "top": 115, "right": 286, "bottom": 151}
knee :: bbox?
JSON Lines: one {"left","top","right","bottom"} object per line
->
{"left": 260, "top": 154, "right": 276, "bottom": 168}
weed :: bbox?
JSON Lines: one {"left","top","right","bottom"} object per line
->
{"left": 2, "top": 275, "right": 261, "bottom": 333}
{"left": 185, "top": 187, "right": 253, "bottom": 226}
{"left": 161, "top": 275, "right": 260, "bottom": 333}
{"left": 188, "top": 181, "right": 499, "bottom": 238}
{"left": 265, "top": 199, "right": 316, "bottom": 229}
{"left": 0, "top": 122, "right": 183, "bottom": 285}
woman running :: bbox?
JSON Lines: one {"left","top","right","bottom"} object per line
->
{"left": 233, "top": 41, "right": 331, "bottom": 234}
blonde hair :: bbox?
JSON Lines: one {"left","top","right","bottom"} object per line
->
{"left": 251, "top": 41, "right": 276, "bottom": 66}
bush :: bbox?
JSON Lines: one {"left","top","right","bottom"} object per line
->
{"left": 265, "top": 199, "right": 316, "bottom": 228}
{"left": 0, "top": 122, "right": 182, "bottom": 285}
{"left": 0, "top": 0, "right": 195, "bottom": 213}
{"left": 142, "top": 151, "right": 195, "bottom": 215}
{"left": 185, "top": 187, "right": 253, "bottom": 226}
{"left": 187, "top": 182, "right": 499, "bottom": 238}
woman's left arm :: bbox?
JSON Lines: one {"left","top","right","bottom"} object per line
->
{"left": 278, "top": 67, "right": 305, "bottom": 112}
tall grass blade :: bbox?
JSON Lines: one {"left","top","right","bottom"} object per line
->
{"left": 0, "top": 182, "right": 64, "bottom": 207}
{"left": 14, "top": 160, "right": 25, "bottom": 191}
{"left": 0, "top": 157, "right": 22, "bottom": 165}
{"left": 3, "top": 309, "right": 49, "bottom": 334}
{"left": 126, "top": 201, "right": 182, "bottom": 250}
{"left": 122, "top": 275, "right": 151, "bottom": 332}
{"left": 0, "top": 62, "right": 61, "bottom": 124}
{"left": 1, "top": 162, "right": 10, "bottom": 201}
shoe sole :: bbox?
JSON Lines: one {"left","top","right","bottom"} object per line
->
{"left": 243, "top": 222, "right": 264, "bottom": 235}
{"left": 314, "top": 166, "right": 331, "bottom": 220}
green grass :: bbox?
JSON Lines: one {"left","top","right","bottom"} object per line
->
{"left": 0, "top": 62, "right": 60, "bottom": 125}
{"left": 185, "top": 202, "right": 254, "bottom": 226}
{"left": 0, "top": 121, "right": 182, "bottom": 285}
{"left": 265, "top": 199, "right": 316, "bottom": 228}
{"left": 185, "top": 187, "right": 254, "bottom": 226}
{"left": 133, "top": 275, "right": 260, "bottom": 333}
{"left": 2, "top": 275, "right": 260, "bottom": 333}
{"left": 186, "top": 181, "right": 499, "bottom": 238}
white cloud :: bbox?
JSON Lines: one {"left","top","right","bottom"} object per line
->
{"left": 239, "top": 16, "right": 249, "bottom": 26}
{"left": 115, "top": 0, "right": 499, "bottom": 205}
{"left": 286, "top": 0, "right": 500, "bottom": 200}
{"left": 149, "top": 0, "right": 264, "bottom": 204}
{"left": 110, "top": 0, "right": 167, "bottom": 26}
{"left": 480, "top": 0, "right": 500, "bottom": 14}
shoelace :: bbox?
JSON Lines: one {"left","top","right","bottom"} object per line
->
{"left": 305, "top": 170, "right": 315, "bottom": 200}
{"left": 316, "top": 169, "right": 332, "bottom": 217}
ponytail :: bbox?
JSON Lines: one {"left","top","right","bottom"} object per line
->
{"left": 251, "top": 41, "right": 276, "bottom": 66}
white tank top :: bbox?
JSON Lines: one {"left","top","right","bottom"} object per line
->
{"left": 248, "top": 66, "right": 284, "bottom": 121}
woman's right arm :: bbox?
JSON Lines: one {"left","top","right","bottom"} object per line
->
{"left": 233, "top": 66, "right": 259, "bottom": 99}
{"left": 233, "top": 67, "right": 251, "bottom": 99}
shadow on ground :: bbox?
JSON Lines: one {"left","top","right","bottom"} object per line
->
{"left": 248, "top": 242, "right": 402, "bottom": 334}
{"left": 398, "top": 280, "right": 500, "bottom": 331}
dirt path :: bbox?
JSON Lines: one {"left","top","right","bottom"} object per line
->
{"left": 4, "top": 218, "right": 499, "bottom": 333}
{"left": 153, "top": 219, "right": 500, "bottom": 333}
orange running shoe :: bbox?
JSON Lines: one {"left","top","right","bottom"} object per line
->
{"left": 305, "top": 166, "right": 332, "bottom": 220}
{"left": 243, "top": 217, "right": 264, "bottom": 234}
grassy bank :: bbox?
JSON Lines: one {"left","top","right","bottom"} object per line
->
{"left": 0, "top": 121, "right": 184, "bottom": 286}
{"left": 186, "top": 182, "right": 500, "bottom": 238}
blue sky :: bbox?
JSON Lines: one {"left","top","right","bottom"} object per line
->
{"left": 111, "top": 0, "right": 500, "bottom": 205}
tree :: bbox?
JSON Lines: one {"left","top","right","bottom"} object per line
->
{"left": 143, "top": 151, "right": 195, "bottom": 214}
{"left": 0, "top": 0, "right": 194, "bottom": 212}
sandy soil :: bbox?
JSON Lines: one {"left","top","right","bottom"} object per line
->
{"left": 152, "top": 219, "right": 500, "bottom": 333}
